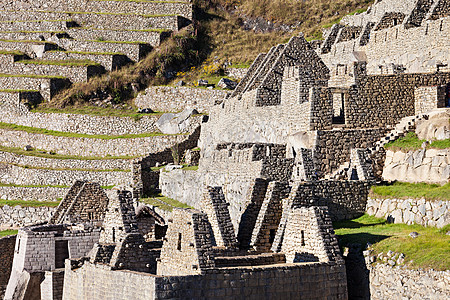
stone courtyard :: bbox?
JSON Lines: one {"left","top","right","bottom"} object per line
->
{"left": 0, "top": 0, "right": 449, "bottom": 299}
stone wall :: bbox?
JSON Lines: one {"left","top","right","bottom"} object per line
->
{"left": 0, "top": 235, "right": 16, "bottom": 299}
{"left": 0, "top": 100, "right": 163, "bottom": 135}
{"left": 382, "top": 148, "right": 449, "bottom": 184}
{"left": 134, "top": 86, "right": 229, "bottom": 114}
{"left": 288, "top": 180, "right": 370, "bottom": 221}
{"left": 0, "top": 0, "right": 192, "bottom": 19}
{"left": 0, "top": 186, "right": 67, "bottom": 201}
{"left": 368, "top": 262, "right": 450, "bottom": 299}
{"left": 0, "top": 205, "right": 54, "bottom": 228}
{"left": 313, "top": 128, "right": 387, "bottom": 175}
{"left": 366, "top": 197, "right": 449, "bottom": 228}
{"left": 0, "top": 163, "right": 131, "bottom": 187}
{"left": 0, "top": 128, "right": 191, "bottom": 157}
{"left": 226, "top": 67, "right": 249, "bottom": 80}
{"left": 63, "top": 260, "right": 347, "bottom": 300}
{"left": 414, "top": 86, "right": 447, "bottom": 115}
{"left": 0, "top": 151, "right": 130, "bottom": 171}
{"left": 346, "top": 64, "right": 450, "bottom": 129}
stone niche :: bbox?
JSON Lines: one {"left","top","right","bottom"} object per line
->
{"left": 414, "top": 85, "right": 447, "bottom": 115}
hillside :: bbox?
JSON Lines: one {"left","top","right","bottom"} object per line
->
{"left": 45, "top": 0, "right": 375, "bottom": 108}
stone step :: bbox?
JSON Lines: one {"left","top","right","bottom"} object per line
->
{"left": 0, "top": 74, "right": 70, "bottom": 101}
{"left": 0, "top": 39, "right": 60, "bottom": 57}
{"left": 56, "top": 39, "right": 152, "bottom": 62}
{"left": 66, "top": 28, "right": 170, "bottom": 47}
{"left": 0, "top": 10, "right": 183, "bottom": 31}
{"left": 0, "top": 89, "right": 43, "bottom": 109}
{"left": 0, "top": 58, "right": 105, "bottom": 83}
{"left": 0, "top": 30, "right": 67, "bottom": 42}
{"left": 0, "top": 0, "right": 192, "bottom": 19}
{"left": 42, "top": 50, "right": 130, "bottom": 71}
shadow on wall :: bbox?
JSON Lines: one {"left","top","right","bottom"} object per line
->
{"left": 293, "top": 252, "right": 319, "bottom": 263}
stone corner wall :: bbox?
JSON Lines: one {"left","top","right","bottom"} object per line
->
{"left": 0, "top": 235, "right": 16, "bottom": 299}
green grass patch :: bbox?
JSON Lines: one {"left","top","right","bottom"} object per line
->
{"left": 182, "top": 165, "right": 198, "bottom": 171}
{"left": 385, "top": 132, "right": 425, "bottom": 151}
{"left": 0, "top": 145, "right": 138, "bottom": 160}
{"left": 32, "top": 105, "right": 163, "bottom": 119}
{"left": 47, "top": 50, "right": 123, "bottom": 56}
{"left": 0, "top": 121, "right": 182, "bottom": 139}
{"left": 0, "top": 230, "right": 18, "bottom": 237}
{"left": 16, "top": 59, "right": 100, "bottom": 67}
{"left": 430, "top": 139, "right": 450, "bottom": 149}
{"left": 385, "top": 132, "right": 450, "bottom": 152}
{"left": 0, "top": 199, "right": 60, "bottom": 207}
{"left": 140, "top": 194, "right": 192, "bottom": 211}
{"left": 4, "top": 161, "right": 130, "bottom": 172}
{"left": 371, "top": 182, "right": 450, "bottom": 201}
{"left": 0, "top": 50, "right": 24, "bottom": 55}
{"left": 334, "top": 214, "right": 450, "bottom": 270}
{"left": 0, "top": 73, "right": 66, "bottom": 79}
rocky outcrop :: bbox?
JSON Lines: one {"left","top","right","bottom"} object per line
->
{"left": 382, "top": 148, "right": 449, "bottom": 184}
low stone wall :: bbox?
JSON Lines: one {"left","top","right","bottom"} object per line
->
{"left": 0, "top": 0, "right": 192, "bottom": 20}
{"left": 134, "top": 86, "right": 229, "bottom": 113}
{"left": 0, "top": 151, "right": 130, "bottom": 171}
{"left": 63, "top": 260, "right": 347, "bottom": 300}
{"left": 382, "top": 149, "right": 449, "bottom": 185}
{"left": 0, "top": 128, "right": 191, "bottom": 157}
{"left": 366, "top": 197, "right": 449, "bottom": 228}
{"left": 368, "top": 263, "right": 450, "bottom": 299}
{"left": 0, "top": 163, "right": 132, "bottom": 187}
{"left": 0, "top": 235, "right": 16, "bottom": 300}
{"left": 0, "top": 186, "right": 68, "bottom": 201}
{"left": 0, "top": 108, "right": 161, "bottom": 136}
{"left": 0, "top": 205, "right": 54, "bottom": 228}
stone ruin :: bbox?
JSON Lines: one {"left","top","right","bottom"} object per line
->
{"left": 0, "top": 0, "right": 449, "bottom": 299}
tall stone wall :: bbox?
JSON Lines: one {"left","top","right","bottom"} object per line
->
{"left": 0, "top": 235, "right": 16, "bottom": 299}
{"left": 346, "top": 64, "right": 450, "bottom": 129}
{"left": 63, "top": 260, "right": 347, "bottom": 300}
{"left": 290, "top": 180, "right": 371, "bottom": 221}
{"left": 313, "top": 128, "right": 387, "bottom": 175}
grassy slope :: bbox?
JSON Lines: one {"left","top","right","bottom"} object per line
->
{"left": 334, "top": 214, "right": 450, "bottom": 271}
{"left": 42, "top": 0, "right": 374, "bottom": 107}
{"left": 371, "top": 182, "right": 450, "bottom": 201}
{"left": 198, "top": 0, "right": 374, "bottom": 64}
{"left": 385, "top": 132, "right": 450, "bottom": 152}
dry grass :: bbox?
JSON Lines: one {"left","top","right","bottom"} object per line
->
{"left": 197, "top": 0, "right": 374, "bottom": 64}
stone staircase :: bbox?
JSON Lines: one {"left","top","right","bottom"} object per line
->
{"left": 325, "top": 114, "right": 427, "bottom": 180}
{"left": 0, "top": 0, "right": 192, "bottom": 101}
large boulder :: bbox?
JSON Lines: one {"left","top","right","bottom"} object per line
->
{"left": 416, "top": 109, "right": 450, "bottom": 141}
{"left": 156, "top": 108, "right": 198, "bottom": 134}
